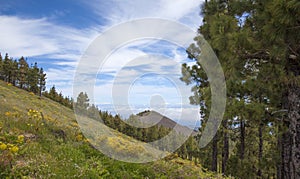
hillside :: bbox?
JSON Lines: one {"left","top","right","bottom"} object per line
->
{"left": 0, "top": 81, "right": 227, "bottom": 178}
{"left": 136, "top": 110, "right": 197, "bottom": 136}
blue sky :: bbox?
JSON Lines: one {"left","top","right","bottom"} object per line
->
{"left": 0, "top": 0, "right": 204, "bottom": 128}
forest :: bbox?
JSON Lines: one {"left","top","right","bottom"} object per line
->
{"left": 0, "top": 53, "right": 74, "bottom": 108}
{"left": 0, "top": 53, "right": 46, "bottom": 97}
{"left": 180, "top": 0, "right": 299, "bottom": 178}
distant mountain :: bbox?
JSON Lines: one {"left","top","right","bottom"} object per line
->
{"left": 136, "top": 110, "right": 197, "bottom": 136}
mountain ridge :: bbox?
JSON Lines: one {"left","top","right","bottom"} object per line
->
{"left": 136, "top": 110, "right": 198, "bottom": 136}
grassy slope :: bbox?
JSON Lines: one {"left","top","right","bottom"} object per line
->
{"left": 0, "top": 81, "right": 226, "bottom": 178}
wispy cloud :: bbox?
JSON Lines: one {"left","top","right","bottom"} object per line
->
{"left": 85, "top": 0, "right": 203, "bottom": 28}
{"left": 0, "top": 15, "right": 99, "bottom": 91}
{"left": 0, "top": 15, "right": 98, "bottom": 59}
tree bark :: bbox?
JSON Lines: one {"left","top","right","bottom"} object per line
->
{"left": 258, "top": 120, "right": 263, "bottom": 177}
{"left": 240, "top": 118, "right": 245, "bottom": 160}
{"left": 282, "top": 129, "right": 292, "bottom": 179}
{"left": 212, "top": 133, "right": 218, "bottom": 172}
{"left": 277, "top": 124, "right": 282, "bottom": 179}
{"left": 282, "top": 86, "right": 300, "bottom": 179}
{"left": 222, "top": 119, "right": 229, "bottom": 174}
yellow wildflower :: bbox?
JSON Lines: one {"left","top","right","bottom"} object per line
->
{"left": 70, "top": 122, "right": 79, "bottom": 127}
{"left": 17, "top": 135, "right": 24, "bottom": 143}
{"left": 5, "top": 112, "right": 11, "bottom": 116}
{"left": 76, "top": 134, "right": 83, "bottom": 141}
{"left": 84, "top": 139, "right": 90, "bottom": 143}
{"left": 10, "top": 146, "right": 19, "bottom": 153}
{"left": 0, "top": 143, "right": 7, "bottom": 150}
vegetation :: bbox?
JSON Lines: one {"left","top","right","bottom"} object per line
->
{"left": 0, "top": 54, "right": 46, "bottom": 96}
{"left": 0, "top": 81, "right": 226, "bottom": 178}
{"left": 0, "top": 53, "right": 73, "bottom": 107}
{"left": 181, "top": 0, "right": 300, "bottom": 178}
{"left": 74, "top": 91, "right": 201, "bottom": 160}
{"left": 43, "top": 85, "right": 74, "bottom": 109}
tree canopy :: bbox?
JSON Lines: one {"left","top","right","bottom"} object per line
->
{"left": 181, "top": 0, "right": 299, "bottom": 178}
{"left": 0, "top": 53, "right": 47, "bottom": 96}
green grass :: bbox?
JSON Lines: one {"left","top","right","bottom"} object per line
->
{"left": 0, "top": 81, "right": 227, "bottom": 178}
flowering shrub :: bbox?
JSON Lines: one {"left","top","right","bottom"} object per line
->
{"left": 4, "top": 111, "right": 20, "bottom": 119}
{"left": 27, "top": 109, "right": 42, "bottom": 121}
{"left": 0, "top": 119, "right": 26, "bottom": 176}
{"left": 29, "top": 92, "right": 35, "bottom": 95}
{"left": 26, "top": 109, "right": 43, "bottom": 131}
{"left": 106, "top": 136, "right": 147, "bottom": 158}
{"left": 16, "top": 135, "right": 24, "bottom": 144}
{"left": 4, "top": 112, "right": 11, "bottom": 117}
{"left": 0, "top": 136, "right": 23, "bottom": 173}
{"left": 0, "top": 142, "right": 7, "bottom": 150}
{"left": 0, "top": 135, "right": 24, "bottom": 155}
{"left": 76, "top": 134, "right": 83, "bottom": 141}
{"left": 75, "top": 133, "right": 90, "bottom": 144}
{"left": 70, "top": 122, "right": 79, "bottom": 128}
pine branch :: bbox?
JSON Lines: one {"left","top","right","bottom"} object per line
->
{"left": 287, "top": 25, "right": 300, "bottom": 30}
{"left": 288, "top": 45, "right": 299, "bottom": 57}
{"left": 240, "top": 51, "right": 270, "bottom": 60}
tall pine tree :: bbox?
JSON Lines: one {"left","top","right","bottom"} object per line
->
{"left": 18, "top": 57, "right": 29, "bottom": 89}
{"left": 181, "top": 0, "right": 299, "bottom": 178}
{"left": 38, "top": 67, "right": 46, "bottom": 97}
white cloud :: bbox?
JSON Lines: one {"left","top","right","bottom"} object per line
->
{"left": 0, "top": 15, "right": 98, "bottom": 60}
{"left": 85, "top": 0, "right": 204, "bottom": 27}
{"left": 0, "top": 15, "right": 100, "bottom": 94}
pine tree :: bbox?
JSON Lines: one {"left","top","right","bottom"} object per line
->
{"left": 48, "top": 85, "right": 57, "bottom": 99}
{"left": 38, "top": 68, "right": 46, "bottom": 97}
{"left": 240, "top": 1, "right": 299, "bottom": 178}
{"left": 27, "top": 62, "right": 39, "bottom": 93}
{"left": 75, "top": 92, "right": 90, "bottom": 115}
{"left": 11, "top": 60, "right": 18, "bottom": 86}
{"left": 18, "top": 57, "right": 29, "bottom": 89}
{"left": 181, "top": 0, "right": 299, "bottom": 177}
{"left": 87, "top": 104, "right": 99, "bottom": 119}
{"left": 3, "top": 53, "right": 12, "bottom": 83}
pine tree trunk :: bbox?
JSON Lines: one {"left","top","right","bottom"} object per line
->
{"left": 277, "top": 124, "right": 282, "bottom": 179}
{"left": 222, "top": 119, "right": 229, "bottom": 174}
{"left": 258, "top": 121, "right": 263, "bottom": 177}
{"left": 39, "top": 87, "right": 42, "bottom": 97}
{"left": 212, "top": 133, "right": 218, "bottom": 172}
{"left": 282, "top": 86, "right": 300, "bottom": 179}
{"left": 240, "top": 118, "right": 245, "bottom": 160}
{"left": 282, "top": 129, "right": 292, "bottom": 179}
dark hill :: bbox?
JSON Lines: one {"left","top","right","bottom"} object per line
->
{"left": 136, "top": 110, "right": 197, "bottom": 136}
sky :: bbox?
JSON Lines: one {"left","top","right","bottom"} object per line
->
{"left": 0, "top": 0, "right": 205, "bottom": 128}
